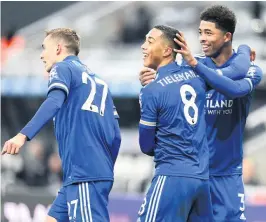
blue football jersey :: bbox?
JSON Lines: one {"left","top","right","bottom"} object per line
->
{"left": 196, "top": 53, "right": 262, "bottom": 176}
{"left": 139, "top": 61, "right": 209, "bottom": 179}
{"left": 48, "top": 55, "right": 119, "bottom": 186}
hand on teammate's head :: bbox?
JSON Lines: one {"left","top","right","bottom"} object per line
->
{"left": 173, "top": 32, "right": 197, "bottom": 67}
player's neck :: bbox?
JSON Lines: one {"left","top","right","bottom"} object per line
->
{"left": 57, "top": 53, "right": 76, "bottom": 63}
{"left": 157, "top": 58, "right": 174, "bottom": 71}
{"left": 211, "top": 46, "right": 233, "bottom": 67}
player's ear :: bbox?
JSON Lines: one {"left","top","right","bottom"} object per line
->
{"left": 56, "top": 44, "right": 61, "bottom": 55}
{"left": 163, "top": 47, "right": 172, "bottom": 57}
{"left": 224, "top": 32, "right": 232, "bottom": 43}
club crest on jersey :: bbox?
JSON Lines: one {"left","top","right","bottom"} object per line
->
{"left": 206, "top": 93, "right": 212, "bottom": 99}
{"left": 246, "top": 66, "right": 256, "bottom": 78}
{"left": 49, "top": 66, "right": 59, "bottom": 83}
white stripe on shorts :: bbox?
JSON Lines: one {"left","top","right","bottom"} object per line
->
{"left": 78, "top": 184, "right": 85, "bottom": 222}
{"left": 145, "top": 176, "right": 164, "bottom": 222}
{"left": 85, "top": 182, "right": 93, "bottom": 222}
{"left": 151, "top": 176, "right": 166, "bottom": 222}
{"left": 82, "top": 183, "right": 89, "bottom": 222}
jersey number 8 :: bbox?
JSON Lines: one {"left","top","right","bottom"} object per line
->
{"left": 180, "top": 84, "right": 198, "bottom": 125}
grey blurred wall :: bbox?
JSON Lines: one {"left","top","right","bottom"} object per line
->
{"left": 1, "top": 1, "right": 76, "bottom": 36}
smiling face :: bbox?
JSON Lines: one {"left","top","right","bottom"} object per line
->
{"left": 40, "top": 35, "right": 59, "bottom": 72}
{"left": 141, "top": 28, "right": 168, "bottom": 70}
{"left": 198, "top": 20, "right": 232, "bottom": 57}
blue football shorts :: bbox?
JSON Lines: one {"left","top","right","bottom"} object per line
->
{"left": 48, "top": 181, "right": 113, "bottom": 222}
{"left": 137, "top": 175, "right": 213, "bottom": 222}
{"left": 210, "top": 174, "right": 246, "bottom": 222}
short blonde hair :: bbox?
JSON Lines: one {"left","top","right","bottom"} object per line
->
{"left": 46, "top": 28, "right": 80, "bottom": 55}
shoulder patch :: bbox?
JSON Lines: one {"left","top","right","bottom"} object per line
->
{"left": 246, "top": 66, "right": 256, "bottom": 78}
{"left": 49, "top": 66, "right": 59, "bottom": 83}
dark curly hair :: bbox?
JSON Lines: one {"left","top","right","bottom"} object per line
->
{"left": 200, "top": 5, "right": 236, "bottom": 40}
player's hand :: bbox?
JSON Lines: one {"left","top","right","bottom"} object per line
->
{"left": 173, "top": 32, "right": 198, "bottom": 67}
{"left": 1, "top": 133, "right": 27, "bottom": 155}
{"left": 139, "top": 67, "right": 156, "bottom": 86}
{"left": 250, "top": 49, "right": 256, "bottom": 62}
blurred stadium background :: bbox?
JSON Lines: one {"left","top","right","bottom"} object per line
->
{"left": 1, "top": 1, "right": 266, "bottom": 221}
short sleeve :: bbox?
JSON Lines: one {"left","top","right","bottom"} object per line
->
{"left": 139, "top": 87, "right": 158, "bottom": 129}
{"left": 47, "top": 62, "right": 72, "bottom": 97}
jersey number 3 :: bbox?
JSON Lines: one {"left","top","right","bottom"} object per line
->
{"left": 180, "top": 84, "right": 198, "bottom": 125}
{"left": 81, "top": 72, "right": 108, "bottom": 116}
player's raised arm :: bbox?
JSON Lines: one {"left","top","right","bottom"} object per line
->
{"left": 191, "top": 45, "right": 252, "bottom": 80}
{"left": 174, "top": 32, "right": 263, "bottom": 98}
{"left": 195, "top": 64, "right": 262, "bottom": 98}
{"left": 211, "top": 45, "right": 251, "bottom": 79}
{"left": 138, "top": 87, "right": 158, "bottom": 156}
{"left": 174, "top": 32, "right": 253, "bottom": 79}
{"left": 191, "top": 45, "right": 253, "bottom": 80}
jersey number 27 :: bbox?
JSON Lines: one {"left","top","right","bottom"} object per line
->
{"left": 81, "top": 72, "right": 108, "bottom": 116}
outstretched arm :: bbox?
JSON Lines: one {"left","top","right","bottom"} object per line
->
{"left": 1, "top": 89, "right": 66, "bottom": 155}
{"left": 20, "top": 89, "right": 66, "bottom": 140}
